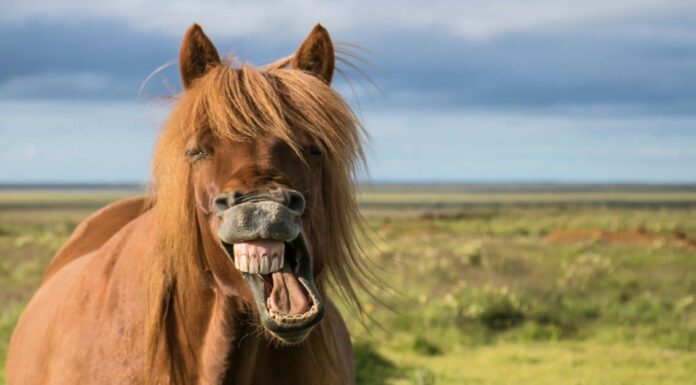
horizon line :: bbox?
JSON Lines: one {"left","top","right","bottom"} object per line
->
{"left": 1, "top": 180, "right": 695, "bottom": 189}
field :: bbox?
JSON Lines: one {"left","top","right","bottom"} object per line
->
{"left": 1, "top": 185, "right": 696, "bottom": 384}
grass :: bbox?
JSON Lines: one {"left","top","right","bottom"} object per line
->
{"left": 1, "top": 186, "right": 695, "bottom": 384}
{"left": 378, "top": 342, "right": 696, "bottom": 385}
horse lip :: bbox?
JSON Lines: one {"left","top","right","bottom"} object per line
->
{"left": 231, "top": 234, "right": 324, "bottom": 343}
{"left": 216, "top": 201, "right": 302, "bottom": 245}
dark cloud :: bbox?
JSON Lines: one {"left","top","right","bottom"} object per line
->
{"left": 2, "top": 19, "right": 696, "bottom": 115}
{"left": 0, "top": 19, "right": 177, "bottom": 99}
{"left": 351, "top": 29, "right": 696, "bottom": 114}
{"left": 2, "top": 22, "right": 150, "bottom": 73}
{"left": 0, "top": 19, "right": 313, "bottom": 100}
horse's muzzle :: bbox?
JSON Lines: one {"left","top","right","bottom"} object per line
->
{"left": 214, "top": 188, "right": 325, "bottom": 343}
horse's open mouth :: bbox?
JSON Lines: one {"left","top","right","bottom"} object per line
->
{"left": 221, "top": 235, "right": 324, "bottom": 343}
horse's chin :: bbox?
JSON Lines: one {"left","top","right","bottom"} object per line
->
{"left": 221, "top": 234, "right": 325, "bottom": 344}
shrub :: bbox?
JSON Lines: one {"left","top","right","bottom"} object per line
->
{"left": 353, "top": 341, "right": 401, "bottom": 385}
{"left": 412, "top": 336, "right": 442, "bottom": 356}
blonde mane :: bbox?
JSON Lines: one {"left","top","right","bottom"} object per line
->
{"left": 145, "top": 59, "right": 370, "bottom": 382}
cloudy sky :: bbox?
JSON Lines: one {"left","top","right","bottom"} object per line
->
{"left": 1, "top": 0, "right": 696, "bottom": 183}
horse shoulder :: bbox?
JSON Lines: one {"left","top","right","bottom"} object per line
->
{"left": 42, "top": 195, "right": 147, "bottom": 283}
{"left": 8, "top": 210, "right": 156, "bottom": 385}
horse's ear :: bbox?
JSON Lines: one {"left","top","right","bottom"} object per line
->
{"left": 179, "top": 24, "right": 221, "bottom": 90}
{"left": 291, "top": 24, "right": 335, "bottom": 84}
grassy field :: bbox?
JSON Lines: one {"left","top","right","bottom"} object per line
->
{"left": 1, "top": 185, "right": 696, "bottom": 384}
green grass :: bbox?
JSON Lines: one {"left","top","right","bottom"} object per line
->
{"left": 349, "top": 188, "right": 696, "bottom": 384}
{"left": 378, "top": 342, "right": 696, "bottom": 385}
{"left": 1, "top": 187, "right": 696, "bottom": 384}
{"left": 0, "top": 189, "right": 139, "bottom": 210}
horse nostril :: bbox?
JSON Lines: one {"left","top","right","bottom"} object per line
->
{"left": 213, "top": 191, "right": 243, "bottom": 214}
{"left": 213, "top": 194, "right": 230, "bottom": 214}
{"left": 229, "top": 191, "right": 243, "bottom": 205}
{"left": 286, "top": 190, "right": 306, "bottom": 214}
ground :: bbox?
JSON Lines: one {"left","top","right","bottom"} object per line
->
{"left": 1, "top": 186, "right": 695, "bottom": 384}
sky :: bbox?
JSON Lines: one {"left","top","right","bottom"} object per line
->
{"left": 1, "top": 0, "right": 696, "bottom": 183}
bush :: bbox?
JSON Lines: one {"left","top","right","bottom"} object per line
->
{"left": 480, "top": 299, "right": 525, "bottom": 331}
{"left": 353, "top": 341, "right": 401, "bottom": 385}
{"left": 412, "top": 336, "right": 442, "bottom": 356}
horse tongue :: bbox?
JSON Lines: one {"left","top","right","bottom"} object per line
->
{"left": 269, "top": 264, "right": 310, "bottom": 315}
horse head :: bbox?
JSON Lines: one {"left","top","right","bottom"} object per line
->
{"left": 151, "top": 23, "right": 363, "bottom": 344}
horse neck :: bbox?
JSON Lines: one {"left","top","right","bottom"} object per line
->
{"left": 198, "top": 301, "right": 340, "bottom": 385}
{"left": 197, "top": 294, "right": 252, "bottom": 385}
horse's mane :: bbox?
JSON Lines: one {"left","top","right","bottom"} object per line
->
{"left": 145, "top": 58, "right": 369, "bottom": 382}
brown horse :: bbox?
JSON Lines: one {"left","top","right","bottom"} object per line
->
{"left": 8, "top": 23, "right": 367, "bottom": 385}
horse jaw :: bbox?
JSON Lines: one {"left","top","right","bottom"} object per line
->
{"left": 223, "top": 234, "right": 325, "bottom": 344}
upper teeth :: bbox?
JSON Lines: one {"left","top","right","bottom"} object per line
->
{"left": 235, "top": 253, "right": 283, "bottom": 274}
{"left": 232, "top": 241, "right": 285, "bottom": 274}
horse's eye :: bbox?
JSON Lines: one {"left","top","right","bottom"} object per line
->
{"left": 185, "top": 148, "right": 208, "bottom": 160}
{"left": 306, "top": 145, "right": 323, "bottom": 157}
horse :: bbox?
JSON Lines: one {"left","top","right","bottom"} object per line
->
{"left": 7, "top": 23, "right": 368, "bottom": 385}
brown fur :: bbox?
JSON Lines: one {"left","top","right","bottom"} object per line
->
{"left": 42, "top": 196, "right": 147, "bottom": 282}
{"left": 8, "top": 23, "right": 366, "bottom": 385}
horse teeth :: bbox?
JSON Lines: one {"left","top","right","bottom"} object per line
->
{"left": 260, "top": 255, "right": 270, "bottom": 274}
{"left": 239, "top": 255, "right": 248, "bottom": 272}
{"left": 254, "top": 256, "right": 261, "bottom": 274}
{"left": 232, "top": 241, "right": 285, "bottom": 274}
